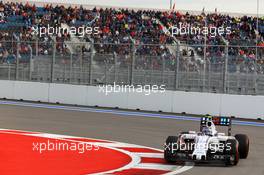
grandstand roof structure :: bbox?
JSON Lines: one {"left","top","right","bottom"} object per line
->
{"left": 10, "top": 0, "right": 264, "bottom": 16}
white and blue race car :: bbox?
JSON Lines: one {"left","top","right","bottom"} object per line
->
{"left": 164, "top": 115, "right": 249, "bottom": 166}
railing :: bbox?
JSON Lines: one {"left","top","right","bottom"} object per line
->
{"left": 0, "top": 41, "right": 264, "bottom": 95}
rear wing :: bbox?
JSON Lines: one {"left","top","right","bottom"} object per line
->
{"left": 200, "top": 116, "right": 232, "bottom": 136}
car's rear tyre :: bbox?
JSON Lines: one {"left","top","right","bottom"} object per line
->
{"left": 180, "top": 131, "right": 189, "bottom": 134}
{"left": 235, "top": 134, "right": 249, "bottom": 159}
{"left": 164, "top": 136, "right": 178, "bottom": 163}
{"left": 225, "top": 139, "right": 239, "bottom": 166}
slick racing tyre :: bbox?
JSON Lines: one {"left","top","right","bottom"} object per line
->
{"left": 235, "top": 134, "right": 249, "bottom": 159}
{"left": 225, "top": 139, "right": 239, "bottom": 166}
{"left": 164, "top": 136, "right": 178, "bottom": 163}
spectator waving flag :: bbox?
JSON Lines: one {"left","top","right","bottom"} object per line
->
{"left": 171, "top": 1, "right": 176, "bottom": 11}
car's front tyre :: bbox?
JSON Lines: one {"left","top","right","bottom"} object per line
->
{"left": 164, "top": 136, "right": 178, "bottom": 163}
{"left": 225, "top": 139, "right": 239, "bottom": 166}
{"left": 235, "top": 134, "right": 249, "bottom": 159}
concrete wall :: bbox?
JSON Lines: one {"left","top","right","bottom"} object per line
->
{"left": 0, "top": 80, "right": 263, "bottom": 119}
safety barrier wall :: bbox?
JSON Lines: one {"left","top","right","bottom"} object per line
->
{"left": 0, "top": 80, "right": 263, "bottom": 119}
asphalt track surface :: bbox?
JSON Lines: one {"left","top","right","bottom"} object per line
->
{"left": 0, "top": 100, "right": 263, "bottom": 175}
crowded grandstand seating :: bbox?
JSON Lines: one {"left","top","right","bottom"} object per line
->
{"left": 0, "top": 1, "right": 263, "bottom": 73}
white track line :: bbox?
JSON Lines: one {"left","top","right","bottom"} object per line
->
{"left": 134, "top": 163, "right": 180, "bottom": 171}
{"left": 164, "top": 162, "right": 194, "bottom": 175}
{"left": 85, "top": 142, "right": 146, "bottom": 148}
{"left": 29, "top": 133, "right": 82, "bottom": 139}
{"left": 135, "top": 152, "right": 164, "bottom": 158}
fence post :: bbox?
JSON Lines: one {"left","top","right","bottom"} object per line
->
{"left": 202, "top": 45, "right": 207, "bottom": 92}
{"left": 15, "top": 42, "right": 20, "bottom": 80}
{"left": 104, "top": 61, "right": 107, "bottom": 84}
{"left": 28, "top": 44, "right": 33, "bottom": 81}
{"left": 208, "top": 60, "right": 211, "bottom": 91}
{"left": 89, "top": 42, "right": 94, "bottom": 85}
{"left": 14, "top": 35, "right": 20, "bottom": 80}
{"left": 8, "top": 64, "right": 11, "bottom": 80}
{"left": 114, "top": 53, "right": 117, "bottom": 83}
{"left": 162, "top": 55, "right": 165, "bottom": 84}
{"left": 80, "top": 49, "right": 83, "bottom": 84}
{"left": 36, "top": 39, "right": 39, "bottom": 56}
{"left": 223, "top": 44, "right": 229, "bottom": 93}
{"left": 130, "top": 44, "right": 135, "bottom": 85}
{"left": 51, "top": 41, "right": 56, "bottom": 83}
{"left": 174, "top": 43, "right": 180, "bottom": 90}
{"left": 254, "top": 48, "right": 258, "bottom": 95}
{"left": 70, "top": 53, "right": 73, "bottom": 83}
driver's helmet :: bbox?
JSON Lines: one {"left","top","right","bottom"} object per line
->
{"left": 202, "top": 115, "right": 214, "bottom": 135}
{"left": 202, "top": 125, "right": 213, "bottom": 135}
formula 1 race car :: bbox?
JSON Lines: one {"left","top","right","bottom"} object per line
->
{"left": 164, "top": 115, "right": 249, "bottom": 166}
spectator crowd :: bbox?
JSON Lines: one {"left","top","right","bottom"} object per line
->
{"left": 0, "top": 1, "right": 263, "bottom": 73}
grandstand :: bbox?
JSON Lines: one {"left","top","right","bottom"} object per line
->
{"left": 0, "top": 1, "right": 263, "bottom": 95}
